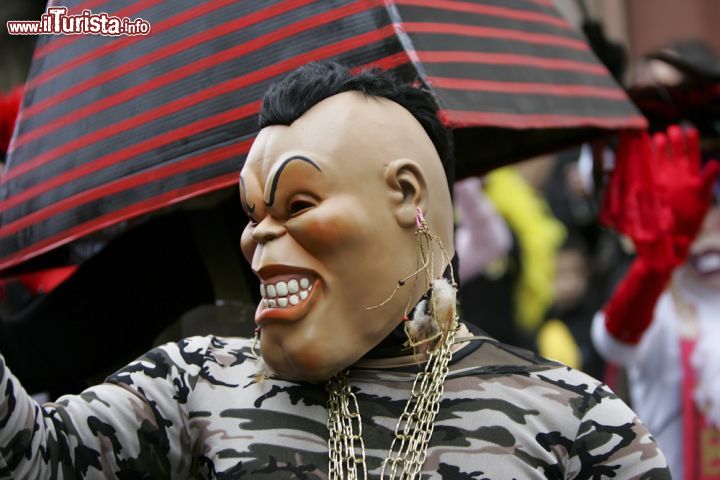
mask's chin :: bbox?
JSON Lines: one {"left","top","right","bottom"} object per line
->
{"left": 266, "top": 347, "right": 353, "bottom": 382}
{"left": 259, "top": 284, "right": 418, "bottom": 381}
{"left": 260, "top": 324, "right": 368, "bottom": 382}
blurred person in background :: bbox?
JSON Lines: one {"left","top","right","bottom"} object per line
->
{"left": 537, "top": 145, "right": 627, "bottom": 380}
{"left": 538, "top": 231, "right": 605, "bottom": 379}
{"left": 454, "top": 176, "right": 512, "bottom": 287}
{"left": 593, "top": 125, "right": 720, "bottom": 479}
{"left": 457, "top": 155, "right": 608, "bottom": 380}
{"left": 592, "top": 40, "right": 720, "bottom": 478}
{"left": 458, "top": 163, "right": 566, "bottom": 352}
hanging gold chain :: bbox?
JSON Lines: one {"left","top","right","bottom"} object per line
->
{"left": 327, "top": 318, "right": 458, "bottom": 479}
{"left": 383, "top": 321, "right": 457, "bottom": 479}
{"left": 329, "top": 208, "right": 457, "bottom": 478}
{"left": 327, "top": 370, "right": 368, "bottom": 480}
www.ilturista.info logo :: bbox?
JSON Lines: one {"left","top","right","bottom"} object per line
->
{"left": 7, "top": 7, "right": 151, "bottom": 36}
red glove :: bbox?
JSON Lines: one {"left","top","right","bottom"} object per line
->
{"left": 602, "top": 126, "right": 720, "bottom": 344}
{"left": 658, "top": 126, "right": 720, "bottom": 262}
{"left": 603, "top": 258, "right": 673, "bottom": 343}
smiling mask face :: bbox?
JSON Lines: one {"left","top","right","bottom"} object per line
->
{"left": 239, "top": 91, "right": 453, "bottom": 381}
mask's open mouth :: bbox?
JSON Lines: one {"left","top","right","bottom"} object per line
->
{"left": 690, "top": 249, "right": 720, "bottom": 276}
{"left": 260, "top": 276, "right": 314, "bottom": 308}
{"left": 254, "top": 273, "right": 320, "bottom": 325}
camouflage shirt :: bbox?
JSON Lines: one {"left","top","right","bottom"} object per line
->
{"left": 1, "top": 331, "right": 670, "bottom": 479}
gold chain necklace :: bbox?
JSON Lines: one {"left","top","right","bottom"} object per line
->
{"left": 326, "top": 320, "right": 458, "bottom": 479}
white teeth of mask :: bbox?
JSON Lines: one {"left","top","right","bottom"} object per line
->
{"left": 261, "top": 278, "right": 313, "bottom": 308}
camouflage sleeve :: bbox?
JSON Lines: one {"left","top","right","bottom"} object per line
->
{"left": 566, "top": 382, "right": 672, "bottom": 479}
{"left": 0, "top": 337, "right": 208, "bottom": 479}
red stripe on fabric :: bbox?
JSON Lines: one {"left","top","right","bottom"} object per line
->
{"left": 395, "top": 0, "right": 570, "bottom": 29}
{"left": 401, "top": 22, "right": 589, "bottom": 50}
{"left": 15, "top": 0, "right": 368, "bottom": 148}
{"left": 26, "top": 0, "right": 247, "bottom": 92}
{"left": 5, "top": 24, "right": 393, "bottom": 185}
{"left": 430, "top": 76, "right": 626, "bottom": 99}
{"left": 75, "top": 0, "right": 108, "bottom": 9}
{"left": 33, "top": 0, "right": 158, "bottom": 60}
{"left": 5, "top": 51, "right": 404, "bottom": 240}
{"left": 0, "top": 141, "right": 250, "bottom": 238}
{"left": 415, "top": 50, "right": 606, "bottom": 75}
{"left": 0, "top": 101, "right": 259, "bottom": 212}
{"left": 7, "top": 51, "right": 408, "bottom": 238}
{"left": 0, "top": 26, "right": 397, "bottom": 207}
{"left": 20, "top": 0, "right": 322, "bottom": 123}
{"left": 438, "top": 109, "right": 648, "bottom": 130}
{"left": 526, "top": 0, "right": 554, "bottom": 7}
{"left": 0, "top": 173, "right": 239, "bottom": 272}
{"left": 353, "top": 51, "right": 410, "bottom": 71}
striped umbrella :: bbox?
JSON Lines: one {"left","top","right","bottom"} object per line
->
{"left": 1, "top": 0, "right": 645, "bottom": 272}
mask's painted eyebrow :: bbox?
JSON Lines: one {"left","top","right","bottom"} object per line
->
{"left": 264, "top": 155, "right": 322, "bottom": 207}
{"left": 239, "top": 175, "right": 255, "bottom": 214}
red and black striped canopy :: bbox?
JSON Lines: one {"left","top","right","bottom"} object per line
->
{"left": 1, "top": 0, "right": 645, "bottom": 272}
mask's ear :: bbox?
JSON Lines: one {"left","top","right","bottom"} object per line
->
{"left": 385, "top": 159, "right": 428, "bottom": 228}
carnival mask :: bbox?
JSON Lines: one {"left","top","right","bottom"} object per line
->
{"left": 239, "top": 92, "right": 453, "bottom": 381}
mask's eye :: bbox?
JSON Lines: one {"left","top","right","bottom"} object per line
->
{"left": 288, "top": 198, "right": 315, "bottom": 216}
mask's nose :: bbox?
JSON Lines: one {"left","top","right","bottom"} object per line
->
{"left": 251, "top": 216, "right": 286, "bottom": 244}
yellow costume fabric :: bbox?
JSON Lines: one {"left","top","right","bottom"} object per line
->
{"left": 484, "top": 167, "right": 566, "bottom": 333}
